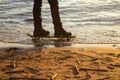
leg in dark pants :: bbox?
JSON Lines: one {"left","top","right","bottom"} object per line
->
{"left": 48, "top": 0, "right": 71, "bottom": 37}
{"left": 33, "top": 0, "right": 49, "bottom": 37}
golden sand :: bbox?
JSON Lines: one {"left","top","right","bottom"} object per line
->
{"left": 0, "top": 47, "right": 120, "bottom": 80}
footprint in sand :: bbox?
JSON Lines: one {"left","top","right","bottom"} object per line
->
{"left": 26, "top": 66, "right": 39, "bottom": 74}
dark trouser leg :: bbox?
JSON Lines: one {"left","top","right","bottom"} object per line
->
{"left": 48, "top": 0, "right": 72, "bottom": 37}
{"left": 33, "top": 0, "right": 42, "bottom": 32}
{"left": 48, "top": 0, "right": 62, "bottom": 30}
{"left": 33, "top": 0, "right": 49, "bottom": 37}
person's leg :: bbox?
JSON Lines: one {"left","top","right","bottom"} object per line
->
{"left": 48, "top": 0, "right": 72, "bottom": 37}
{"left": 33, "top": 0, "right": 49, "bottom": 37}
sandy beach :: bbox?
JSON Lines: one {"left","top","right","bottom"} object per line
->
{"left": 0, "top": 44, "right": 120, "bottom": 80}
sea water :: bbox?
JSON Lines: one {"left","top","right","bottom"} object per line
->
{"left": 0, "top": 0, "right": 120, "bottom": 46}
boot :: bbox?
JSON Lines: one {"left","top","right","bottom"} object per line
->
{"left": 54, "top": 28, "right": 72, "bottom": 37}
{"left": 34, "top": 28, "right": 49, "bottom": 37}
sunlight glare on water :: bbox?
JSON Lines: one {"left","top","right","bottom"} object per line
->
{"left": 0, "top": 0, "right": 120, "bottom": 45}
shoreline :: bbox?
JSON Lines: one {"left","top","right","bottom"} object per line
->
{"left": 0, "top": 42, "right": 120, "bottom": 49}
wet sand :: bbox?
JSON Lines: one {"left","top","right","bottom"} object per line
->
{"left": 0, "top": 45, "right": 120, "bottom": 80}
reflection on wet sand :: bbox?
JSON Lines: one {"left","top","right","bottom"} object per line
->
{"left": 33, "top": 40, "right": 72, "bottom": 48}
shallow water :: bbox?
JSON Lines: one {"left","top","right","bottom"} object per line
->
{"left": 0, "top": 0, "right": 120, "bottom": 46}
